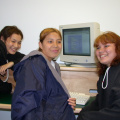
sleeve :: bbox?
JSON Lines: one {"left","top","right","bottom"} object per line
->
{"left": 77, "top": 94, "right": 99, "bottom": 120}
{"left": 11, "top": 56, "right": 47, "bottom": 120}
{"left": 7, "top": 52, "right": 25, "bottom": 70}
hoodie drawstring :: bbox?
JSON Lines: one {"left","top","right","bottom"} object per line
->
{"left": 102, "top": 67, "right": 110, "bottom": 89}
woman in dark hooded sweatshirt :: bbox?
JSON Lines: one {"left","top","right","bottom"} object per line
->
{"left": 77, "top": 31, "right": 120, "bottom": 120}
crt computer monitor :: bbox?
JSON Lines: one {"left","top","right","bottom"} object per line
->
{"left": 59, "top": 22, "right": 100, "bottom": 67}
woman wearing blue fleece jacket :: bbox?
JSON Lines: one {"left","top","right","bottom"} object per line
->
{"left": 12, "top": 28, "right": 76, "bottom": 120}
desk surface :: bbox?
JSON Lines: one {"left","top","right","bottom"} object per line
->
{"left": 0, "top": 94, "right": 95, "bottom": 113}
{"left": 60, "top": 66, "right": 97, "bottom": 72}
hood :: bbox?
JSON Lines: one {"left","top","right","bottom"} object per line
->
{"left": 21, "top": 50, "right": 44, "bottom": 62}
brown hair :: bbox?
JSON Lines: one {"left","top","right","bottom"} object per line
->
{"left": 39, "top": 28, "right": 62, "bottom": 51}
{"left": 94, "top": 31, "right": 120, "bottom": 76}
{"left": 0, "top": 26, "right": 23, "bottom": 41}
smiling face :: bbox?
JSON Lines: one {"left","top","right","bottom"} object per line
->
{"left": 96, "top": 42, "right": 117, "bottom": 66}
{"left": 5, "top": 33, "right": 22, "bottom": 54}
{"left": 39, "top": 32, "right": 62, "bottom": 61}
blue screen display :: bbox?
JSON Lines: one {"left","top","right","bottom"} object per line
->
{"left": 63, "top": 27, "right": 90, "bottom": 56}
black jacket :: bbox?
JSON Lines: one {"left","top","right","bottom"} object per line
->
{"left": 77, "top": 64, "right": 120, "bottom": 120}
{"left": 0, "top": 40, "right": 25, "bottom": 94}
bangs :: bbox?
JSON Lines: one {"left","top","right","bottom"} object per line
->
{"left": 40, "top": 28, "right": 62, "bottom": 42}
{"left": 94, "top": 33, "right": 115, "bottom": 47}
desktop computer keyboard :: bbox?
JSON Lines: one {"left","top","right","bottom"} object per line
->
{"left": 69, "top": 92, "right": 90, "bottom": 105}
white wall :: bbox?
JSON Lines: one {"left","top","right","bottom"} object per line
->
{"left": 1, "top": 0, "right": 120, "bottom": 62}
{"left": 0, "top": 0, "right": 120, "bottom": 119}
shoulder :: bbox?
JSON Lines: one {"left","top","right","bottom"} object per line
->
{"left": 14, "top": 54, "right": 47, "bottom": 71}
{"left": 110, "top": 64, "right": 120, "bottom": 73}
{"left": 21, "top": 50, "right": 42, "bottom": 61}
{"left": 7, "top": 52, "right": 25, "bottom": 60}
{"left": 14, "top": 51, "right": 25, "bottom": 57}
{"left": 28, "top": 55, "right": 47, "bottom": 66}
{"left": 22, "top": 50, "right": 47, "bottom": 65}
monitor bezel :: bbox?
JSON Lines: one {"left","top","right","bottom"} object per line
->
{"left": 59, "top": 22, "right": 100, "bottom": 65}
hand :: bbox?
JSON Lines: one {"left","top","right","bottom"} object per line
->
{"left": 0, "top": 65, "right": 7, "bottom": 76}
{"left": 0, "top": 62, "right": 14, "bottom": 76}
{"left": 68, "top": 97, "right": 76, "bottom": 110}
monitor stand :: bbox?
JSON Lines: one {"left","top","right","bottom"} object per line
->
{"left": 63, "top": 62, "right": 96, "bottom": 68}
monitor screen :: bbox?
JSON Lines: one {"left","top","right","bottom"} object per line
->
{"left": 63, "top": 27, "right": 90, "bottom": 56}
